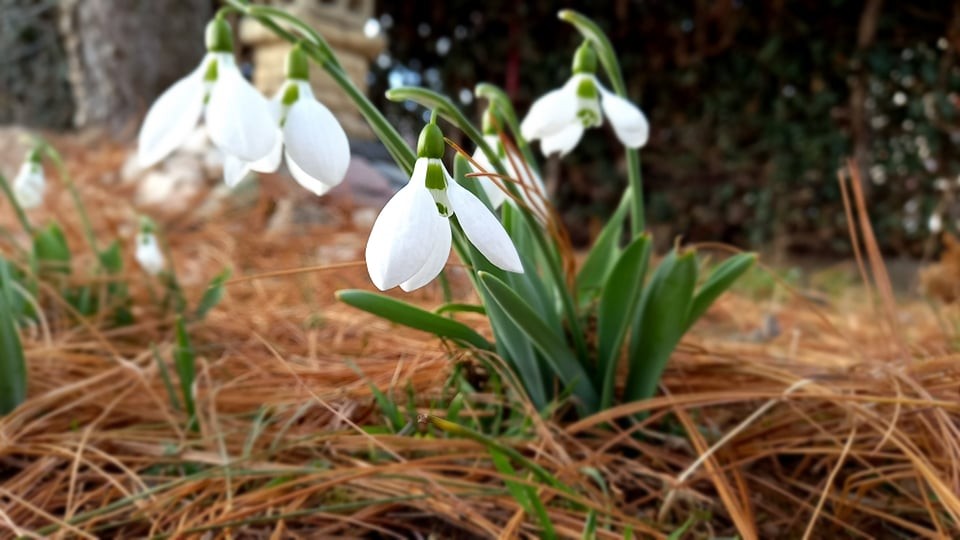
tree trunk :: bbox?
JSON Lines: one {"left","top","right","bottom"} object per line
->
{"left": 58, "top": 0, "right": 212, "bottom": 132}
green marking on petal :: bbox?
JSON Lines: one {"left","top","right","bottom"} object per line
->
{"left": 436, "top": 203, "right": 448, "bottom": 215}
{"left": 203, "top": 58, "right": 219, "bottom": 83}
{"left": 424, "top": 160, "right": 447, "bottom": 190}
{"left": 281, "top": 83, "right": 300, "bottom": 106}
{"left": 576, "top": 77, "right": 598, "bottom": 99}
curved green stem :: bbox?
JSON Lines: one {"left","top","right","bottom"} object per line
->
{"left": 0, "top": 173, "right": 34, "bottom": 236}
{"left": 474, "top": 83, "right": 539, "bottom": 172}
{"left": 559, "top": 9, "right": 644, "bottom": 236}
{"left": 40, "top": 141, "right": 102, "bottom": 261}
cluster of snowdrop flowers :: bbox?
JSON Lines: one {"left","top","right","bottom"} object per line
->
{"left": 471, "top": 109, "right": 548, "bottom": 218}
{"left": 521, "top": 42, "right": 649, "bottom": 156}
{"left": 366, "top": 117, "right": 524, "bottom": 291}
{"left": 134, "top": 217, "right": 166, "bottom": 276}
{"left": 12, "top": 150, "right": 45, "bottom": 210}
{"left": 138, "top": 16, "right": 349, "bottom": 195}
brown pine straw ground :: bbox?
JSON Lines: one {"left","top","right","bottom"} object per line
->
{"left": 1, "top": 140, "right": 960, "bottom": 539}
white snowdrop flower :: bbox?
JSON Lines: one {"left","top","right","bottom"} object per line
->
{"left": 12, "top": 151, "right": 45, "bottom": 209}
{"left": 138, "top": 16, "right": 277, "bottom": 169}
{"left": 366, "top": 120, "right": 523, "bottom": 292}
{"left": 520, "top": 42, "right": 649, "bottom": 156}
{"left": 134, "top": 220, "right": 166, "bottom": 276}
{"left": 224, "top": 45, "right": 350, "bottom": 196}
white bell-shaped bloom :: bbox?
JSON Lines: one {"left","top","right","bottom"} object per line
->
{"left": 366, "top": 157, "right": 524, "bottom": 292}
{"left": 138, "top": 18, "right": 277, "bottom": 169}
{"left": 520, "top": 72, "right": 648, "bottom": 156}
{"left": 135, "top": 231, "right": 166, "bottom": 276}
{"left": 223, "top": 80, "right": 350, "bottom": 196}
{"left": 12, "top": 159, "right": 45, "bottom": 209}
{"left": 471, "top": 134, "right": 548, "bottom": 218}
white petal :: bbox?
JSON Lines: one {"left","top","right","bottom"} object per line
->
{"left": 365, "top": 159, "right": 440, "bottom": 290}
{"left": 520, "top": 85, "right": 578, "bottom": 142}
{"left": 447, "top": 178, "right": 523, "bottom": 273}
{"left": 540, "top": 122, "right": 584, "bottom": 157}
{"left": 285, "top": 151, "right": 335, "bottom": 197}
{"left": 137, "top": 62, "right": 205, "bottom": 168}
{"left": 205, "top": 59, "right": 278, "bottom": 162}
{"left": 600, "top": 86, "right": 649, "bottom": 148}
{"left": 283, "top": 94, "right": 350, "bottom": 188}
{"left": 12, "top": 162, "right": 45, "bottom": 209}
{"left": 470, "top": 144, "right": 507, "bottom": 209}
{"left": 399, "top": 218, "right": 451, "bottom": 292}
{"left": 250, "top": 130, "right": 284, "bottom": 173}
{"left": 223, "top": 154, "right": 252, "bottom": 188}
{"left": 135, "top": 234, "right": 166, "bottom": 275}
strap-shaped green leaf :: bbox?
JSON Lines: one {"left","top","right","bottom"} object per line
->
{"left": 336, "top": 289, "right": 493, "bottom": 351}
{"left": 577, "top": 189, "right": 630, "bottom": 303}
{"left": 0, "top": 260, "right": 27, "bottom": 415}
{"left": 195, "top": 268, "right": 232, "bottom": 321}
{"left": 685, "top": 253, "right": 755, "bottom": 331}
{"left": 173, "top": 316, "right": 197, "bottom": 431}
{"left": 478, "top": 272, "right": 599, "bottom": 413}
{"left": 32, "top": 222, "right": 71, "bottom": 275}
{"left": 597, "top": 234, "right": 651, "bottom": 409}
{"left": 625, "top": 250, "right": 697, "bottom": 403}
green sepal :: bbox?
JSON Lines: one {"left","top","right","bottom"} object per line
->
{"left": 572, "top": 41, "right": 598, "bottom": 74}
{"left": 417, "top": 122, "right": 445, "bottom": 159}
{"left": 205, "top": 16, "right": 234, "bottom": 53}
{"left": 285, "top": 43, "right": 309, "bottom": 80}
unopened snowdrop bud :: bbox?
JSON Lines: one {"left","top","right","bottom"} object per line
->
{"left": 223, "top": 43, "right": 350, "bottom": 196}
{"left": 134, "top": 218, "right": 165, "bottom": 276}
{"left": 12, "top": 149, "right": 45, "bottom": 209}
{"left": 138, "top": 15, "right": 278, "bottom": 169}
{"left": 365, "top": 117, "right": 522, "bottom": 292}
{"left": 520, "top": 41, "right": 649, "bottom": 156}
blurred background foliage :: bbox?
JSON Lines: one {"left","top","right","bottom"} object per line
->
{"left": 3, "top": 0, "right": 960, "bottom": 257}
{"left": 367, "top": 0, "right": 960, "bottom": 257}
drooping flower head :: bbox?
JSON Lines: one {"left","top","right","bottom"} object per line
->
{"left": 138, "top": 15, "right": 277, "bottom": 169}
{"left": 224, "top": 44, "right": 351, "bottom": 196}
{"left": 366, "top": 117, "right": 523, "bottom": 291}
{"left": 520, "top": 42, "right": 649, "bottom": 156}
{"left": 134, "top": 217, "right": 166, "bottom": 276}
{"left": 471, "top": 108, "right": 548, "bottom": 218}
{"left": 12, "top": 149, "right": 45, "bottom": 209}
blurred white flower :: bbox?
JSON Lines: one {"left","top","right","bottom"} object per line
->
{"left": 471, "top": 134, "right": 548, "bottom": 217}
{"left": 12, "top": 156, "right": 44, "bottom": 209}
{"left": 224, "top": 47, "right": 350, "bottom": 196}
{"left": 135, "top": 231, "right": 165, "bottom": 276}
{"left": 929, "top": 213, "right": 943, "bottom": 233}
{"left": 366, "top": 156, "right": 523, "bottom": 292}
{"left": 138, "top": 17, "right": 277, "bottom": 169}
{"left": 520, "top": 43, "right": 648, "bottom": 156}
